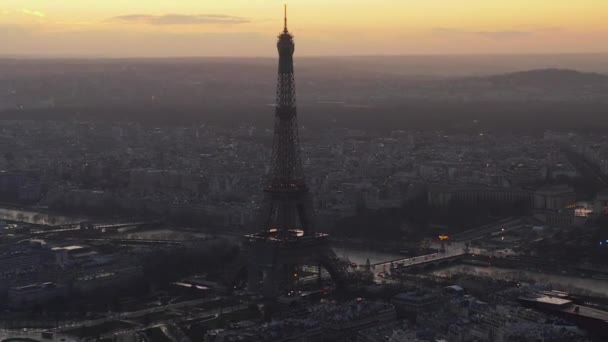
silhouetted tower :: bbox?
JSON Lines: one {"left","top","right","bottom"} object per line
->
{"left": 263, "top": 5, "right": 313, "bottom": 238}
{"left": 233, "top": 7, "right": 348, "bottom": 298}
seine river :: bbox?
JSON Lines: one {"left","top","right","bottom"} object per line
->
{"left": 3, "top": 206, "right": 606, "bottom": 297}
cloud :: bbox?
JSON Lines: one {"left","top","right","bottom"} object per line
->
{"left": 21, "top": 9, "right": 45, "bottom": 18}
{"left": 474, "top": 31, "right": 532, "bottom": 39}
{"left": 110, "top": 14, "right": 250, "bottom": 26}
{"left": 432, "top": 27, "right": 534, "bottom": 40}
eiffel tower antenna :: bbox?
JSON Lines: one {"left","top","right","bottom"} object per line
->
{"left": 284, "top": 4, "right": 288, "bottom": 32}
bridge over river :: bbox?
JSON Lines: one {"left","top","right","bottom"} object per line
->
{"left": 371, "top": 248, "right": 468, "bottom": 272}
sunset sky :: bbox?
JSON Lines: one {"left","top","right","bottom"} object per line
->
{"left": 1, "top": 0, "right": 607, "bottom": 57}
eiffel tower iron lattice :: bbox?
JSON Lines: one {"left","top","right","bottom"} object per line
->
{"left": 233, "top": 6, "right": 348, "bottom": 298}
{"left": 261, "top": 5, "right": 313, "bottom": 239}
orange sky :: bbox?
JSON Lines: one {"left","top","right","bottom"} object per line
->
{"left": 1, "top": 0, "right": 607, "bottom": 57}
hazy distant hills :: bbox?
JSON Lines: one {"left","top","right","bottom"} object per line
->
{"left": 481, "top": 68, "right": 608, "bottom": 87}
{"left": 443, "top": 68, "right": 608, "bottom": 102}
{"left": 1, "top": 58, "right": 608, "bottom": 132}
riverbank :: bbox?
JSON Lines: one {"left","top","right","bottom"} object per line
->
{"left": 0, "top": 205, "right": 86, "bottom": 226}
{"left": 431, "top": 264, "right": 608, "bottom": 298}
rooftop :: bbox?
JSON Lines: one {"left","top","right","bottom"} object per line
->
{"left": 52, "top": 245, "right": 85, "bottom": 251}
{"left": 520, "top": 295, "right": 572, "bottom": 307}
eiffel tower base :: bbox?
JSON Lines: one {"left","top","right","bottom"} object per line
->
{"left": 243, "top": 233, "right": 347, "bottom": 299}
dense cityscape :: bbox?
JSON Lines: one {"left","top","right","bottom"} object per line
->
{"left": 2, "top": 3, "right": 608, "bottom": 342}
{"left": 2, "top": 105, "right": 608, "bottom": 341}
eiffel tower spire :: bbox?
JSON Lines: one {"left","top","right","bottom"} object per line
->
{"left": 262, "top": 3, "right": 312, "bottom": 237}
{"left": 284, "top": 4, "right": 288, "bottom": 33}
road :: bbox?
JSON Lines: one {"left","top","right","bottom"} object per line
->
{"left": 99, "top": 304, "right": 248, "bottom": 340}
{"left": 54, "top": 296, "right": 224, "bottom": 332}
{"left": 0, "top": 330, "right": 78, "bottom": 341}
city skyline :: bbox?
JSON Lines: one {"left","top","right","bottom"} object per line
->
{"left": 1, "top": 3, "right": 608, "bottom": 341}
{"left": 1, "top": 0, "right": 607, "bottom": 57}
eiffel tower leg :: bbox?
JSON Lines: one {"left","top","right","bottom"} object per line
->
{"left": 317, "top": 262, "right": 322, "bottom": 288}
{"left": 247, "top": 263, "right": 262, "bottom": 293}
{"left": 262, "top": 268, "right": 279, "bottom": 298}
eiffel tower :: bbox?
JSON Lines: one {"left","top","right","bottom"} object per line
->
{"left": 241, "top": 6, "right": 347, "bottom": 298}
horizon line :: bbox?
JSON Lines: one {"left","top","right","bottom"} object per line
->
{"left": 1, "top": 51, "right": 608, "bottom": 60}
